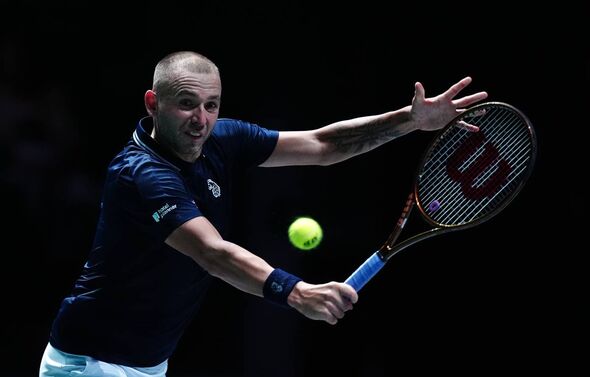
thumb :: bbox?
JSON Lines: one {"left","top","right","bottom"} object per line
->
{"left": 414, "top": 81, "right": 425, "bottom": 102}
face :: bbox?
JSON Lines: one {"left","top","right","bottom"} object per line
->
{"left": 146, "top": 71, "right": 221, "bottom": 162}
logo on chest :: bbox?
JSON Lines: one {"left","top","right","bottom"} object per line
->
{"left": 207, "top": 179, "right": 221, "bottom": 198}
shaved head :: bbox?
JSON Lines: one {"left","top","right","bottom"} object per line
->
{"left": 153, "top": 51, "right": 220, "bottom": 97}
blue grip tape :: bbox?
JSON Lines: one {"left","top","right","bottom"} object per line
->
{"left": 344, "top": 252, "right": 385, "bottom": 292}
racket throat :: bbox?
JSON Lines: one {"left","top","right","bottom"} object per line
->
{"left": 379, "top": 191, "right": 415, "bottom": 257}
{"left": 379, "top": 228, "right": 445, "bottom": 261}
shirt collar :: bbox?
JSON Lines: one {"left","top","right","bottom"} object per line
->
{"left": 132, "top": 116, "right": 197, "bottom": 172}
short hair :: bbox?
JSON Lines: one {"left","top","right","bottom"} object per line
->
{"left": 152, "top": 51, "right": 220, "bottom": 96}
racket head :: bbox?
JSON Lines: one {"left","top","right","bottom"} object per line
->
{"left": 414, "top": 102, "right": 537, "bottom": 229}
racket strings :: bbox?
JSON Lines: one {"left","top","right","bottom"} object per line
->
{"left": 426, "top": 110, "right": 531, "bottom": 223}
{"left": 421, "top": 108, "right": 515, "bottom": 193}
{"left": 417, "top": 105, "right": 534, "bottom": 226}
{"left": 420, "top": 108, "right": 518, "bottom": 213}
{"left": 424, "top": 112, "right": 526, "bottom": 223}
{"left": 441, "top": 111, "right": 530, "bottom": 222}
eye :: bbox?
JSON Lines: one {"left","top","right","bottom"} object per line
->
{"left": 179, "top": 99, "right": 195, "bottom": 109}
{"left": 205, "top": 101, "right": 219, "bottom": 112}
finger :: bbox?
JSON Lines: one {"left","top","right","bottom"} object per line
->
{"left": 414, "top": 81, "right": 425, "bottom": 102}
{"left": 339, "top": 284, "right": 358, "bottom": 307}
{"left": 324, "top": 310, "right": 338, "bottom": 325}
{"left": 336, "top": 297, "right": 354, "bottom": 312}
{"left": 452, "top": 91, "right": 488, "bottom": 108}
{"left": 443, "top": 76, "right": 472, "bottom": 100}
{"left": 344, "top": 300, "right": 354, "bottom": 311}
{"left": 343, "top": 284, "right": 358, "bottom": 304}
{"left": 326, "top": 298, "right": 346, "bottom": 319}
{"left": 455, "top": 120, "right": 479, "bottom": 132}
{"left": 331, "top": 306, "right": 345, "bottom": 320}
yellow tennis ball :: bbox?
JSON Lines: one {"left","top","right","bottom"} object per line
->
{"left": 288, "top": 217, "right": 323, "bottom": 250}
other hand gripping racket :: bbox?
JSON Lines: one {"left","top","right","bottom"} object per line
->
{"left": 345, "top": 102, "right": 537, "bottom": 291}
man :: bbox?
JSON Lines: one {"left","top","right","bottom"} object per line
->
{"left": 40, "top": 51, "right": 487, "bottom": 376}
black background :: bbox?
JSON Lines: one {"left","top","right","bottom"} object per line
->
{"left": 2, "top": 2, "right": 587, "bottom": 376}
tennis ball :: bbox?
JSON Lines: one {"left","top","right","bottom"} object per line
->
{"left": 288, "top": 217, "right": 323, "bottom": 250}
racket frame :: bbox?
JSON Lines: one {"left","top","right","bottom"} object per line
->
{"left": 346, "top": 102, "right": 537, "bottom": 290}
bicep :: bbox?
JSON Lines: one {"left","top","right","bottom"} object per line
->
{"left": 260, "top": 130, "right": 328, "bottom": 167}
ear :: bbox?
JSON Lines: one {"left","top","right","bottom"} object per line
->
{"left": 144, "top": 90, "right": 157, "bottom": 115}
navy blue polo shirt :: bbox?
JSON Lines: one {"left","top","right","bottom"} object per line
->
{"left": 49, "top": 117, "right": 278, "bottom": 367}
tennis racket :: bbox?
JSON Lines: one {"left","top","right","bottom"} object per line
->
{"left": 345, "top": 101, "right": 537, "bottom": 292}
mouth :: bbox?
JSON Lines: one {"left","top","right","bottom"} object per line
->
{"left": 186, "top": 130, "right": 203, "bottom": 140}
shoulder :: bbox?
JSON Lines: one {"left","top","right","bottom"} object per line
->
{"left": 212, "top": 117, "right": 278, "bottom": 139}
{"left": 109, "top": 143, "right": 180, "bottom": 181}
{"left": 213, "top": 118, "right": 259, "bottom": 135}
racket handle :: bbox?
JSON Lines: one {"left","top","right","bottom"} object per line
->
{"left": 344, "top": 252, "right": 386, "bottom": 292}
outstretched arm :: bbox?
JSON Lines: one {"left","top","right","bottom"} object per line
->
{"left": 166, "top": 216, "right": 358, "bottom": 325}
{"left": 261, "top": 76, "right": 487, "bottom": 167}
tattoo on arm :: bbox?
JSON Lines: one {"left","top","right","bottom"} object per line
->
{"left": 321, "top": 118, "right": 404, "bottom": 155}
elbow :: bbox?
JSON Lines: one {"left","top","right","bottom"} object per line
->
{"left": 189, "top": 240, "right": 230, "bottom": 277}
{"left": 314, "top": 143, "right": 342, "bottom": 166}
{"left": 316, "top": 155, "right": 335, "bottom": 166}
{"left": 316, "top": 150, "right": 350, "bottom": 166}
{"left": 314, "top": 133, "right": 354, "bottom": 166}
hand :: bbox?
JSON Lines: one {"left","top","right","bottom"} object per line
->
{"left": 410, "top": 76, "right": 488, "bottom": 132}
{"left": 288, "top": 281, "right": 358, "bottom": 325}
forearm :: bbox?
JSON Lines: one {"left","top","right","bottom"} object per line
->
{"left": 262, "top": 77, "right": 487, "bottom": 168}
{"left": 166, "top": 218, "right": 358, "bottom": 324}
{"left": 166, "top": 217, "right": 273, "bottom": 297}
{"left": 316, "top": 105, "right": 416, "bottom": 165}
{"left": 201, "top": 239, "right": 273, "bottom": 297}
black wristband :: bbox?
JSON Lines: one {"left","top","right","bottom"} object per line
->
{"left": 263, "top": 268, "right": 302, "bottom": 308}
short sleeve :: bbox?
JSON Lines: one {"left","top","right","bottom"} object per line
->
{"left": 131, "top": 159, "right": 201, "bottom": 239}
{"left": 213, "top": 118, "right": 279, "bottom": 170}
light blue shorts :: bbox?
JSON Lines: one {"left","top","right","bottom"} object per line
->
{"left": 39, "top": 343, "right": 168, "bottom": 377}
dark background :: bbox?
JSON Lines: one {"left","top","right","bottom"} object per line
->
{"left": 2, "top": 2, "right": 587, "bottom": 376}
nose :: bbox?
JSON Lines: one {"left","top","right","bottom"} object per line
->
{"left": 192, "top": 104, "right": 208, "bottom": 126}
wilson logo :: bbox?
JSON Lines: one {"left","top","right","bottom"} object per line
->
{"left": 446, "top": 132, "right": 511, "bottom": 200}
